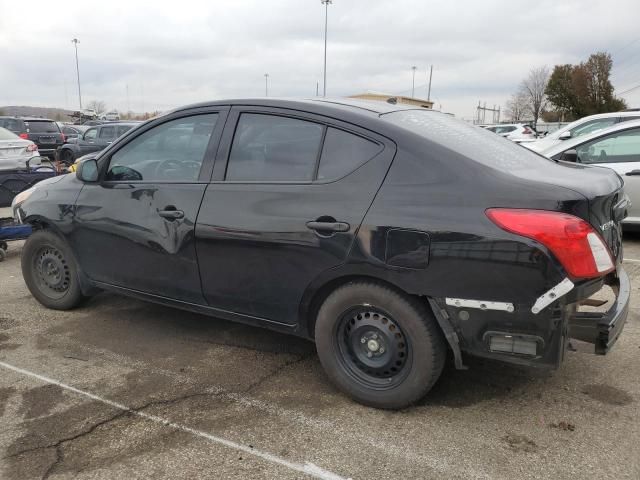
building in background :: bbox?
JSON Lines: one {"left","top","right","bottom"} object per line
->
{"left": 349, "top": 92, "right": 433, "bottom": 109}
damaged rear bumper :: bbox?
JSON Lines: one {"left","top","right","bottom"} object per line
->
{"left": 569, "top": 268, "right": 630, "bottom": 355}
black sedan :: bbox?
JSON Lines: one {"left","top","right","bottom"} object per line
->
{"left": 12, "top": 98, "right": 630, "bottom": 409}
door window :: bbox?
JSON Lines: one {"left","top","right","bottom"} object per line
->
{"left": 84, "top": 128, "right": 98, "bottom": 140}
{"left": 317, "top": 128, "right": 382, "bottom": 180}
{"left": 569, "top": 118, "right": 617, "bottom": 138}
{"left": 99, "top": 126, "right": 116, "bottom": 140}
{"left": 105, "top": 114, "right": 218, "bottom": 182}
{"left": 575, "top": 128, "right": 640, "bottom": 164}
{"left": 226, "top": 113, "right": 324, "bottom": 181}
{"left": 116, "top": 125, "right": 133, "bottom": 137}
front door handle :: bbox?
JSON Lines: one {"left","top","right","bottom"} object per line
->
{"left": 306, "top": 220, "right": 350, "bottom": 233}
{"left": 625, "top": 170, "right": 640, "bottom": 176}
{"left": 158, "top": 208, "right": 184, "bottom": 220}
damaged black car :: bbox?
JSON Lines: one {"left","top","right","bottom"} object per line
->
{"left": 12, "top": 98, "right": 630, "bottom": 409}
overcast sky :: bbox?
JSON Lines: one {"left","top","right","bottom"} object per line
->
{"left": 1, "top": 0, "right": 639, "bottom": 119}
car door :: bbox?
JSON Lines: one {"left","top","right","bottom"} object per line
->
{"left": 70, "top": 108, "right": 228, "bottom": 303}
{"left": 195, "top": 107, "right": 395, "bottom": 325}
{"left": 572, "top": 126, "right": 640, "bottom": 222}
{"left": 95, "top": 124, "right": 117, "bottom": 151}
{"left": 79, "top": 127, "right": 99, "bottom": 155}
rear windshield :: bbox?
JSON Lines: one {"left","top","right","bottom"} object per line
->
{"left": 383, "top": 110, "right": 551, "bottom": 171}
{"left": 25, "top": 120, "right": 60, "bottom": 133}
{"left": 0, "top": 127, "right": 18, "bottom": 140}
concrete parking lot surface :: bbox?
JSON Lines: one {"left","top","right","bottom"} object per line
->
{"left": 1, "top": 237, "right": 639, "bottom": 479}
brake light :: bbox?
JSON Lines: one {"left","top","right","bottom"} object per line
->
{"left": 61, "top": 133, "right": 66, "bottom": 143}
{"left": 19, "top": 133, "right": 28, "bottom": 139}
{"left": 486, "top": 209, "right": 614, "bottom": 279}
{"left": 26, "top": 143, "right": 38, "bottom": 152}
{"left": 523, "top": 127, "right": 533, "bottom": 134}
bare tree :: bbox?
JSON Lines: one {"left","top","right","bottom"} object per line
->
{"left": 520, "top": 66, "right": 549, "bottom": 129}
{"left": 504, "top": 91, "right": 530, "bottom": 122}
{"left": 85, "top": 100, "right": 106, "bottom": 116}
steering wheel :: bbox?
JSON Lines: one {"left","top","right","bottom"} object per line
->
{"left": 155, "top": 159, "right": 201, "bottom": 180}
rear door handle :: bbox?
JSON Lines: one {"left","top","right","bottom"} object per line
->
{"left": 158, "top": 209, "right": 184, "bottom": 220}
{"left": 306, "top": 221, "right": 350, "bottom": 232}
{"left": 625, "top": 170, "right": 640, "bottom": 176}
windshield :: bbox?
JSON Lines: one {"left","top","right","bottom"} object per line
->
{"left": 25, "top": 120, "right": 60, "bottom": 133}
{"left": 383, "top": 110, "right": 552, "bottom": 171}
{"left": 0, "top": 127, "right": 19, "bottom": 140}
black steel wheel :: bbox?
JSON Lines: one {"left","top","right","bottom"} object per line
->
{"left": 22, "top": 230, "right": 86, "bottom": 310}
{"left": 336, "top": 307, "right": 411, "bottom": 389}
{"left": 315, "top": 281, "right": 446, "bottom": 409}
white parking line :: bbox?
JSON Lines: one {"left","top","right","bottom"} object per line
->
{"left": 0, "top": 361, "right": 348, "bottom": 480}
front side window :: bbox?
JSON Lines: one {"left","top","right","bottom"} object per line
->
{"left": 570, "top": 118, "right": 617, "bottom": 138}
{"left": 576, "top": 128, "right": 640, "bottom": 164}
{"left": 99, "top": 126, "right": 116, "bottom": 140}
{"left": 84, "top": 128, "right": 98, "bottom": 140}
{"left": 226, "top": 113, "right": 324, "bottom": 181}
{"left": 106, "top": 114, "right": 218, "bottom": 182}
{"left": 317, "top": 128, "right": 382, "bottom": 180}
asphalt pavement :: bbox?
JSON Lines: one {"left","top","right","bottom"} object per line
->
{"left": 1, "top": 236, "right": 639, "bottom": 479}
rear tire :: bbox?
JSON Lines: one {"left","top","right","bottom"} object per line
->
{"left": 60, "top": 149, "right": 75, "bottom": 165}
{"left": 315, "top": 282, "right": 446, "bottom": 409}
{"left": 21, "top": 230, "right": 86, "bottom": 310}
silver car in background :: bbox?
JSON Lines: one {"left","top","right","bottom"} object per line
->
{"left": 0, "top": 127, "right": 41, "bottom": 171}
{"left": 540, "top": 119, "right": 640, "bottom": 228}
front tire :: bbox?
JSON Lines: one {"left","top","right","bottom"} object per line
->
{"left": 315, "top": 282, "right": 446, "bottom": 409}
{"left": 21, "top": 230, "right": 86, "bottom": 310}
{"left": 59, "top": 149, "right": 75, "bottom": 165}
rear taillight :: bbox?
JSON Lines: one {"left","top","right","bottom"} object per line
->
{"left": 26, "top": 143, "right": 38, "bottom": 152}
{"left": 19, "top": 133, "right": 28, "bottom": 139}
{"left": 486, "top": 208, "right": 615, "bottom": 279}
{"left": 61, "top": 133, "right": 66, "bottom": 143}
{"left": 523, "top": 127, "right": 533, "bottom": 134}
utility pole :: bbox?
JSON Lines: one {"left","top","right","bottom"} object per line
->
{"left": 411, "top": 66, "right": 417, "bottom": 98}
{"left": 321, "top": 0, "right": 332, "bottom": 97}
{"left": 264, "top": 73, "right": 269, "bottom": 96}
{"left": 71, "top": 38, "right": 82, "bottom": 110}
{"left": 126, "top": 84, "right": 130, "bottom": 114}
{"left": 316, "top": 81, "right": 319, "bottom": 96}
{"left": 427, "top": 65, "right": 433, "bottom": 101}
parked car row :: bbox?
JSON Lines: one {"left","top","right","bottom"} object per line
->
{"left": 0, "top": 127, "right": 42, "bottom": 171}
{"left": 0, "top": 116, "right": 65, "bottom": 159}
{"left": 56, "top": 122, "right": 138, "bottom": 164}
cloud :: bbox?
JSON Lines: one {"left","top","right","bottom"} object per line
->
{"left": 1, "top": 0, "right": 638, "bottom": 118}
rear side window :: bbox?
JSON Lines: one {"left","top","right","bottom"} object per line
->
{"left": 117, "top": 125, "right": 132, "bottom": 137}
{"left": 226, "top": 113, "right": 324, "bottom": 181}
{"left": 384, "top": 110, "right": 552, "bottom": 171}
{"left": 25, "top": 121, "right": 59, "bottom": 133}
{"left": 317, "top": 128, "right": 382, "bottom": 180}
{"left": 99, "top": 126, "right": 116, "bottom": 139}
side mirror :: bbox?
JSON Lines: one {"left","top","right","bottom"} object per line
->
{"left": 561, "top": 149, "right": 578, "bottom": 163}
{"left": 76, "top": 158, "right": 99, "bottom": 182}
{"left": 559, "top": 131, "right": 572, "bottom": 140}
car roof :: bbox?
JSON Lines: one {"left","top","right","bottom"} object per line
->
{"left": 173, "top": 97, "right": 426, "bottom": 117}
{"left": 94, "top": 122, "right": 139, "bottom": 126}
{"left": 541, "top": 118, "right": 640, "bottom": 156}
{"left": 20, "top": 117, "right": 56, "bottom": 121}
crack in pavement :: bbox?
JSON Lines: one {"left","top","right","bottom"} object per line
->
{"left": 3, "top": 354, "right": 311, "bottom": 478}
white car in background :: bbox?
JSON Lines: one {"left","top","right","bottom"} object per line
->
{"left": 485, "top": 123, "right": 537, "bottom": 142}
{"left": 0, "top": 127, "right": 41, "bottom": 171}
{"left": 540, "top": 119, "right": 640, "bottom": 228}
{"left": 525, "top": 111, "right": 640, "bottom": 152}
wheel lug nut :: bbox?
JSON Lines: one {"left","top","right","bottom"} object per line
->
{"left": 361, "top": 337, "right": 366, "bottom": 344}
{"left": 379, "top": 347, "right": 385, "bottom": 354}
{"left": 371, "top": 333, "right": 378, "bottom": 340}
{"left": 367, "top": 352, "right": 373, "bottom": 358}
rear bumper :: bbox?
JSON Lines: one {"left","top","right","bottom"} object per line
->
{"left": 569, "top": 268, "right": 630, "bottom": 354}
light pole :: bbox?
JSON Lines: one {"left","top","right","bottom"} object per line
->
{"left": 264, "top": 73, "right": 269, "bottom": 96}
{"left": 71, "top": 38, "right": 82, "bottom": 110}
{"left": 321, "top": 0, "right": 332, "bottom": 97}
{"left": 411, "top": 66, "right": 417, "bottom": 98}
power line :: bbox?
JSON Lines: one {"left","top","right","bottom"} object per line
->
{"left": 618, "top": 83, "right": 640, "bottom": 96}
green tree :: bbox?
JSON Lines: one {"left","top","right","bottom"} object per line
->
{"left": 545, "top": 52, "right": 626, "bottom": 119}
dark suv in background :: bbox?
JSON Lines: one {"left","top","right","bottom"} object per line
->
{"left": 0, "top": 116, "right": 64, "bottom": 160}
{"left": 56, "top": 122, "right": 138, "bottom": 164}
